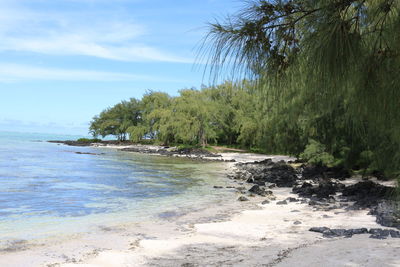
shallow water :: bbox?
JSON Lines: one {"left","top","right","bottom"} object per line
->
{"left": 0, "top": 132, "right": 230, "bottom": 247}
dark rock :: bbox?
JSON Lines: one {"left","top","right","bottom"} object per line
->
{"left": 291, "top": 210, "right": 300, "bottom": 213}
{"left": 342, "top": 181, "right": 395, "bottom": 208}
{"left": 265, "top": 190, "right": 274, "bottom": 196}
{"left": 349, "top": 228, "right": 368, "bottom": 235}
{"left": 75, "top": 151, "right": 105, "bottom": 155}
{"left": 371, "top": 170, "right": 387, "bottom": 181}
{"left": 261, "top": 200, "right": 270, "bottom": 205}
{"left": 309, "top": 227, "right": 330, "bottom": 233}
{"left": 276, "top": 200, "right": 288, "bottom": 205}
{"left": 302, "top": 165, "right": 351, "bottom": 180}
{"left": 247, "top": 177, "right": 265, "bottom": 186}
{"left": 237, "top": 160, "right": 297, "bottom": 187}
{"left": 293, "top": 181, "right": 342, "bottom": 199}
{"left": 213, "top": 186, "right": 223, "bottom": 189}
{"left": 308, "top": 200, "right": 330, "bottom": 207}
{"left": 369, "top": 200, "right": 400, "bottom": 229}
{"left": 252, "top": 159, "right": 275, "bottom": 165}
{"left": 369, "top": 228, "right": 391, "bottom": 239}
{"left": 264, "top": 164, "right": 298, "bottom": 187}
{"left": 369, "top": 228, "right": 390, "bottom": 235}
{"left": 310, "top": 227, "right": 372, "bottom": 239}
{"left": 238, "top": 196, "right": 249, "bottom": 202}
{"left": 322, "top": 229, "right": 353, "bottom": 238}
{"left": 174, "top": 147, "right": 221, "bottom": 158}
{"left": 293, "top": 221, "right": 302, "bottom": 225}
{"left": 286, "top": 197, "right": 298, "bottom": 202}
{"left": 390, "top": 230, "right": 400, "bottom": 238}
{"left": 292, "top": 182, "right": 314, "bottom": 197}
{"left": 248, "top": 185, "right": 267, "bottom": 196}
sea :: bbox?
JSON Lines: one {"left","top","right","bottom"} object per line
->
{"left": 0, "top": 131, "right": 231, "bottom": 249}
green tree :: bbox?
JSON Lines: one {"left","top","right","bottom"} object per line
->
{"left": 90, "top": 98, "right": 141, "bottom": 141}
{"left": 171, "top": 89, "right": 218, "bottom": 147}
{"left": 203, "top": 0, "right": 400, "bottom": 177}
{"left": 127, "top": 91, "right": 172, "bottom": 143}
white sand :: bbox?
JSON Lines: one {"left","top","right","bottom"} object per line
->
{"left": 59, "top": 186, "right": 400, "bottom": 267}
{"left": 2, "top": 152, "right": 399, "bottom": 267}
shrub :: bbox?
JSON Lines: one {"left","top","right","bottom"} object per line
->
{"left": 300, "top": 139, "right": 335, "bottom": 166}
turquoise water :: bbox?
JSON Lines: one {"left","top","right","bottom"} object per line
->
{"left": 0, "top": 132, "right": 229, "bottom": 245}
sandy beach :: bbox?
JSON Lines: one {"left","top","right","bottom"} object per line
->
{"left": 2, "top": 148, "right": 399, "bottom": 267}
{"left": 61, "top": 188, "right": 400, "bottom": 267}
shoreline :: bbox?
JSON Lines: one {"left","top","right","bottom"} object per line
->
{"left": 3, "top": 142, "right": 399, "bottom": 266}
{"left": 48, "top": 140, "right": 292, "bottom": 162}
{"left": 59, "top": 171, "right": 399, "bottom": 267}
{"left": 71, "top": 144, "right": 400, "bottom": 266}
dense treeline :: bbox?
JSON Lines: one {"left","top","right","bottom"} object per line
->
{"left": 90, "top": 0, "right": 400, "bottom": 181}
{"left": 201, "top": 0, "right": 400, "bottom": 180}
{"left": 89, "top": 82, "right": 267, "bottom": 149}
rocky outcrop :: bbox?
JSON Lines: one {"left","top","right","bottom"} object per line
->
{"left": 292, "top": 181, "right": 344, "bottom": 199}
{"left": 235, "top": 159, "right": 298, "bottom": 187}
{"left": 341, "top": 181, "right": 395, "bottom": 208}
{"left": 301, "top": 165, "right": 351, "bottom": 180}
{"left": 309, "top": 227, "right": 400, "bottom": 239}
{"left": 248, "top": 185, "right": 273, "bottom": 197}
{"left": 121, "top": 146, "right": 222, "bottom": 159}
{"left": 369, "top": 201, "right": 400, "bottom": 229}
{"left": 49, "top": 141, "right": 229, "bottom": 161}
{"left": 233, "top": 159, "right": 399, "bottom": 230}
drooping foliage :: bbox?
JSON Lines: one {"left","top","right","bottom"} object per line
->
{"left": 89, "top": 98, "right": 142, "bottom": 141}
{"left": 89, "top": 84, "right": 264, "bottom": 147}
{"left": 201, "top": 0, "right": 400, "bottom": 179}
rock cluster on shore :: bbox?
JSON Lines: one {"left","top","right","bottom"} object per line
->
{"left": 120, "top": 146, "right": 225, "bottom": 160}
{"left": 309, "top": 226, "right": 400, "bottom": 239}
{"left": 48, "top": 140, "right": 236, "bottom": 162}
{"left": 232, "top": 159, "right": 298, "bottom": 187}
{"left": 229, "top": 158, "right": 400, "bottom": 237}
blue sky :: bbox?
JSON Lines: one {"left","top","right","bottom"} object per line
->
{"left": 0, "top": 0, "right": 240, "bottom": 135}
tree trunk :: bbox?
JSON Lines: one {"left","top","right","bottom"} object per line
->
{"left": 199, "top": 128, "right": 207, "bottom": 148}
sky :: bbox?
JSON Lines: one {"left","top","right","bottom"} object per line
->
{"left": 0, "top": 0, "right": 241, "bottom": 135}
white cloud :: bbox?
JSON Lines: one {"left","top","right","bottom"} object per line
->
{"left": 0, "top": 118, "right": 89, "bottom": 135}
{"left": 0, "top": 63, "right": 176, "bottom": 82}
{"left": 0, "top": 1, "right": 191, "bottom": 63}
